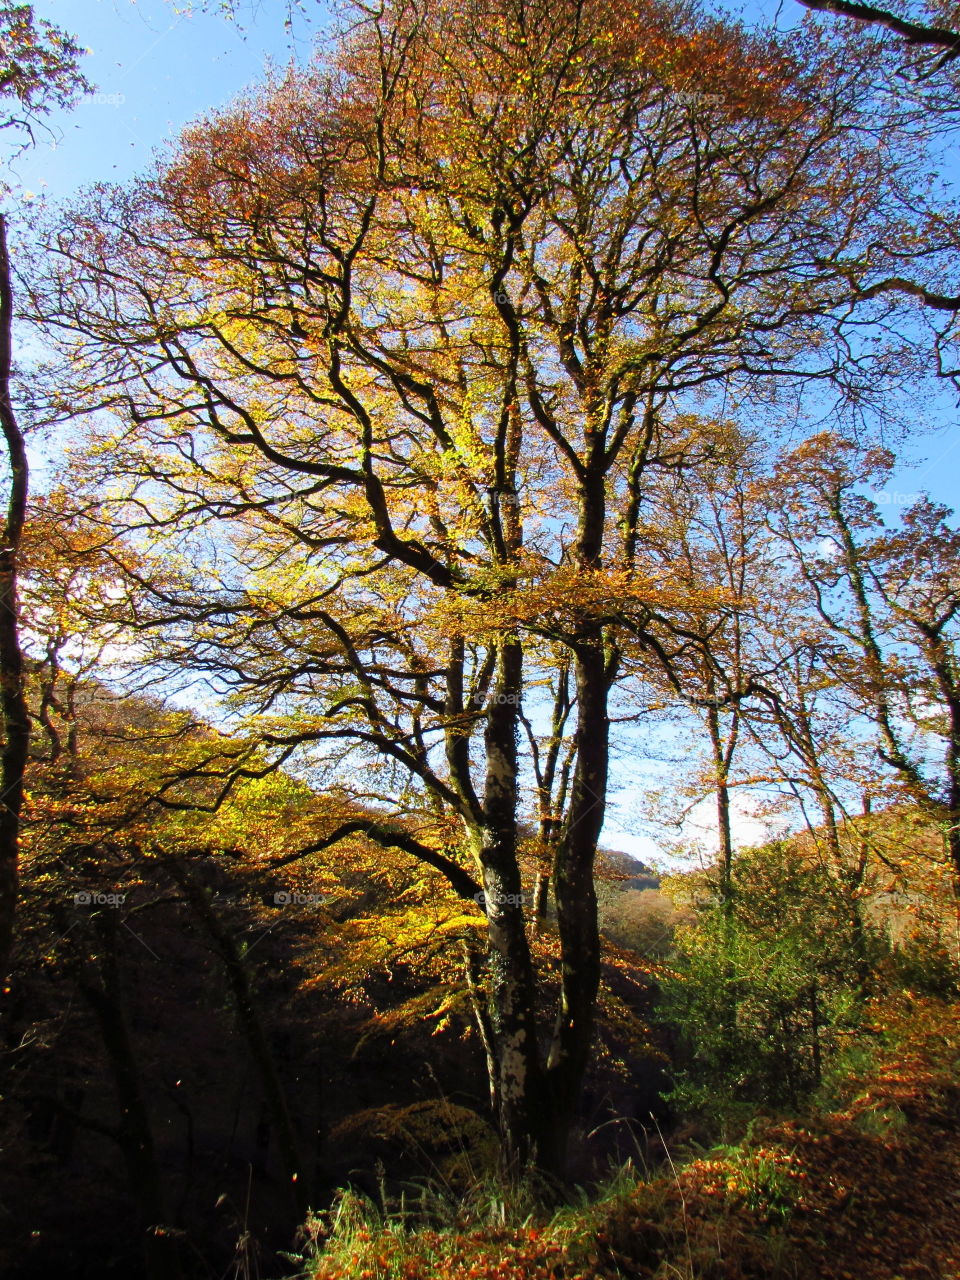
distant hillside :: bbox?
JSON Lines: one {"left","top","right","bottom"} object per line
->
{"left": 594, "top": 851, "right": 676, "bottom": 956}
{"left": 596, "top": 848, "right": 661, "bottom": 892}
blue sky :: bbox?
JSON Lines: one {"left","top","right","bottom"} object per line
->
{"left": 15, "top": 0, "right": 960, "bottom": 865}
{"left": 18, "top": 0, "right": 318, "bottom": 193}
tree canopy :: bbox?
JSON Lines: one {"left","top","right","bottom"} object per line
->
{"left": 10, "top": 0, "right": 960, "bottom": 1192}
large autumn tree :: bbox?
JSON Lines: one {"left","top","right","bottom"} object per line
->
{"left": 26, "top": 0, "right": 949, "bottom": 1173}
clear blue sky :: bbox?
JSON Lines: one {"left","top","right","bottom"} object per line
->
{"left": 17, "top": 0, "right": 960, "bottom": 864}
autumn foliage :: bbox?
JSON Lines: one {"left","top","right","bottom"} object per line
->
{"left": 2, "top": 0, "right": 960, "bottom": 1276}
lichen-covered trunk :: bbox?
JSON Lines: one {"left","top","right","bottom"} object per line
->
{"left": 478, "top": 639, "right": 546, "bottom": 1174}
{"left": 482, "top": 869, "right": 546, "bottom": 1173}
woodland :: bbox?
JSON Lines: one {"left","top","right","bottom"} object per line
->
{"left": 0, "top": 0, "right": 959, "bottom": 1277}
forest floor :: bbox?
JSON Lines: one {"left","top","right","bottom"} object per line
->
{"left": 302, "top": 993, "right": 960, "bottom": 1280}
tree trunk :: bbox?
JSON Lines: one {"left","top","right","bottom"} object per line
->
{"left": 478, "top": 638, "right": 545, "bottom": 1175}
{"left": 809, "top": 980, "right": 822, "bottom": 1086}
{"left": 925, "top": 633, "right": 960, "bottom": 955}
{"left": 0, "top": 213, "right": 30, "bottom": 983}
{"left": 78, "top": 914, "right": 182, "bottom": 1280}
{"left": 169, "top": 862, "right": 310, "bottom": 1217}
{"left": 706, "top": 704, "right": 735, "bottom": 908}
{"left": 542, "top": 636, "right": 608, "bottom": 1174}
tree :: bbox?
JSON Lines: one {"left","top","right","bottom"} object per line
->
{"left": 0, "top": 5, "right": 88, "bottom": 981}
{"left": 613, "top": 422, "right": 780, "bottom": 905}
{"left": 27, "top": 0, "right": 938, "bottom": 1175}
{"left": 660, "top": 837, "right": 881, "bottom": 1121}
{"left": 769, "top": 434, "right": 960, "bottom": 908}
{"left": 794, "top": 0, "right": 960, "bottom": 397}
{"left": 797, "top": 0, "right": 960, "bottom": 73}
{"left": 0, "top": 4, "right": 88, "bottom": 148}
{"left": 869, "top": 497, "right": 960, "bottom": 897}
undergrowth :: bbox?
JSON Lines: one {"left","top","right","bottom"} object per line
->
{"left": 287, "top": 993, "right": 960, "bottom": 1280}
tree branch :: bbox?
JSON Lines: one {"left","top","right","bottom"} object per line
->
{"left": 271, "top": 820, "right": 482, "bottom": 902}
{"left": 798, "top": 0, "right": 960, "bottom": 61}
